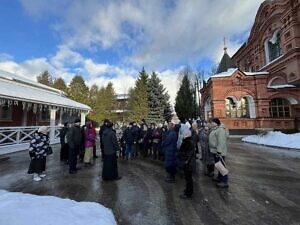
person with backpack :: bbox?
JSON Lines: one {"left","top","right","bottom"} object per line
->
{"left": 209, "top": 118, "right": 229, "bottom": 188}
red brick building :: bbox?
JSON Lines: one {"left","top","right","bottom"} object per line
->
{"left": 200, "top": 0, "right": 300, "bottom": 133}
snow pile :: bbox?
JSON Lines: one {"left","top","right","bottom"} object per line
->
{"left": 242, "top": 131, "right": 300, "bottom": 149}
{"left": 0, "top": 190, "right": 117, "bottom": 225}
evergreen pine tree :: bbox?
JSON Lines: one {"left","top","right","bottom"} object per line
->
{"left": 87, "top": 84, "right": 99, "bottom": 122}
{"left": 147, "top": 72, "right": 172, "bottom": 124}
{"left": 68, "top": 75, "right": 89, "bottom": 104}
{"left": 175, "top": 74, "right": 196, "bottom": 121}
{"left": 93, "top": 82, "right": 117, "bottom": 123}
{"left": 37, "top": 71, "right": 53, "bottom": 86}
{"left": 127, "top": 68, "right": 150, "bottom": 122}
{"left": 163, "top": 92, "right": 172, "bottom": 122}
{"left": 53, "top": 77, "right": 67, "bottom": 93}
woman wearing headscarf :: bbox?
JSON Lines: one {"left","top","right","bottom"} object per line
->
{"left": 28, "top": 126, "right": 50, "bottom": 181}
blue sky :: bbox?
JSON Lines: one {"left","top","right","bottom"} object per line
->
{"left": 0, "top": 0, "right": 264, "bottom": 104}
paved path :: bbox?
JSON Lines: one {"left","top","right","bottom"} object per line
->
{"left": 0, "top": 139, "right": 299, "bottom": 225}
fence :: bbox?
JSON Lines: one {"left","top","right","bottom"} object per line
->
{"left": 0, "top": 126, "right": 60, "bottom": 155}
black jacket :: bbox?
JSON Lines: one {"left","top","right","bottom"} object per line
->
{"left": 123, "top": 127, "right": 134, "bottom": 144}
{"left": 178, "top": 137, "right": 196, "bottom": 171}
{"left": 102, "top": 127, "right": 120, "bottom": 155}
{"left": 67, "top": 125, "right": 82, "bottom": 149}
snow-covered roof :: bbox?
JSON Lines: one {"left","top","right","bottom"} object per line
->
{"left": 211, "top": 68, "right": 269, "bottom": 78}
{"left": 244, "top": 71, "right": 269, "bottom": 76}
{"left": 211, "top": 68, "right": 238, "bottom": 78}
{"left": 0, "top": 70, "right": 90, "bottom": 111}
{"left": 267, "top": 84, "right": 296, "bottom": 89}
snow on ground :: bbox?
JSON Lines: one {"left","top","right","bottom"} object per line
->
{"left": 0, "top": 190, "right": 117, "bottom": 225}
{"left": 242, "top": 131, "right": 300, "bottom": 150}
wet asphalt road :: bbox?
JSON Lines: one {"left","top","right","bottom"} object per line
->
{"left": 0, "top": 139, "right": 300, "bottom": 225}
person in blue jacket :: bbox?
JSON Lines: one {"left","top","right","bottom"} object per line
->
{"left": 162, "top": 121, "right": 178, "bottom": 183}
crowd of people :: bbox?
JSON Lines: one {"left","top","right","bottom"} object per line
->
{"left": 27, "top": 116, "right": 230, "bottom": 199}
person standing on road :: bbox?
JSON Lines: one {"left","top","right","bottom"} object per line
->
{"left": 99, "top": 119, "right": 109, "bottom": 161}
{"left": 209, "top": 118, "right": 229, "bottom": 188}
{"left": 102, "top": 120, "right": 122, "bottom": 181}
{"left": 123, "top": 123, "right": 135, "bottom": 160}
{"left": 67, "top": 118, "right": 82, "bottom": 174}
{"left": 162, "top": 121, "right": 178, "bottom": 183}
{"left": 199, "top": 123, "right": 215, "bottom": 177}
{"left": 177, "top": 128, "right": 196, "bottom": 199}
{"left": 28, "top": 126, "right": 50, "bottom": 181}
{"left": 59, "top": 122, "right": 69, "bottom": 163}
{"left": 84, "top": 121, "right": 96, "bottom": 166}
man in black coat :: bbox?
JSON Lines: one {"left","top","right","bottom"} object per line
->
{"left": 102, "top": 121, "right": 122, "bottom": 181}
{"left": 99, "top": 119, "right": 109, "bottom": 160}
{"left": 67, "top": 118, "right": 82, "bottom": 174}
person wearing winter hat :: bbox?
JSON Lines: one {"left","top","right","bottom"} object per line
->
{"left": 28, "top": 126, "right": 50, "bottom": 181}
{"left": 177, "top": 128, "right": 196, "bottom": 199}
{"left": 208, "top": 118, "right": 229, "bottom": 188}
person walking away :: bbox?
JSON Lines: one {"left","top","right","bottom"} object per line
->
{"left": 84, "top": 121, "right": 96, "bottom": 166}
{"left": 123, "top": 123, "right": 135, "bottom": 160}
{"left": 199, "top": 123, "right": 214, "bottom": 176}
{"left": 209, "top": 118, "right": 229, "bottom": 188}
{"left": 67, "top": 118, "right": 82, "bottom": 174}
{"left": 28, "top": 126, "right": 50, "bottom": 181}
{"left": 102, "top": 121, "right": 122, "bottom": 181}
{"left": 162, "top": 121, "right": 178, "bottom": 183}
{"left": 59, "top": 122, "right": 69, "bottom": 163}
{"left": 177, "top": 128, "right": 196, "bottom": 199}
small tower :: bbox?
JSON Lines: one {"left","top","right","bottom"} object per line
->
{"left": 216, "top": 38, "right": 236, "bottom": 74}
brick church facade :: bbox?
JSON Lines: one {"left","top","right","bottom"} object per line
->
{"left": 200, "top": 0, "right": 300, "bottom": 133}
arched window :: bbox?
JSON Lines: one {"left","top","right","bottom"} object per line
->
{"left": 239, "top": 97, "right": 250, "bottom": 118}
{"left": 225, "top": 97, "right": 237, "bottom": 118}
{"left": 270, "top": 98, "right": 291, "bottom": 118}
{"left": 265, "top": 31, "right": 282, "bottom": 63}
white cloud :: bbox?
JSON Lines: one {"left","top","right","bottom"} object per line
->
{"left": 20, "top": 0, "right": 264, "bottom": 69}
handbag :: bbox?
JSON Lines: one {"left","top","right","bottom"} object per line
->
{"left": 214, "top": 156, "right": 229, "bottom": 176}
{"left": 46, "top": 146, "right": 53, "bottom": 155}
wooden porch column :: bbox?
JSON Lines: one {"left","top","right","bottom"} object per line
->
{"left": 22, "top": 109, "right": 28, "bottom": 126}
{"left": 50, "top": 109, "right": 57, "bottom": 143}
{"left": 59, "top": 110, "right": 63, "bottom": 126}
{"left": 80, "top": 112, "right": 86, "bottom": 125}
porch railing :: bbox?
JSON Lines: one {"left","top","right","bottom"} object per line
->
{"left": 0, "top": 126, "right": 61, "bottom": 146}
